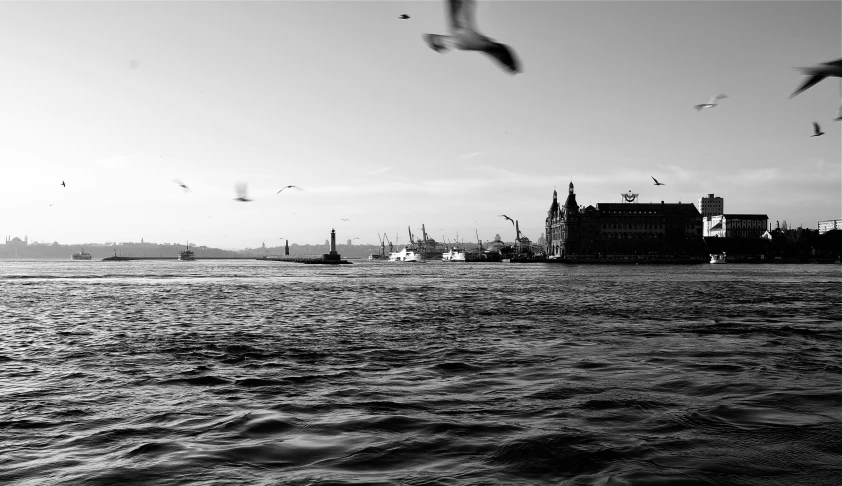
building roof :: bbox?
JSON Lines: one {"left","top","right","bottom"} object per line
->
{"left": 722, "top": 214, "right": 768, "bottom": 220}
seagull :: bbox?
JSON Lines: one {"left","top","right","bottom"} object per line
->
{"left": 276, "top": 185, "right": 301, "bottom": 194}
{"left": 499, "top": 214, "right": 515, "bottom": 226}
{"left": 811, "top": 122, "right": 825, "bottom": 137}
{"left": 341, "top": 218, "right": 349, "bottom": 221}
{"left": 234, "top": 182, "right": 252, "bottom": 202}
{"left": 652, "top": 176, "right": 665, "bottom": 186}
{"left": 399, "top": 14, "right": 410, "bottom": 19}
{"left": 61, "top": 181, "right": 65, "bottom": 187}
{"left": 790, "top": 59, "right": 842, "bottom": 99}
{"left": 173, "top": 179, "right": 190, "bottom": 192}
{"left": 694, "top": 94, "right": 727, "bottom": 111}
{"left": 423, "top": 0, "right": 520, "bottom": 75}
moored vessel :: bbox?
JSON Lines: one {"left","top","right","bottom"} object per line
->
{"left": 710, "top": 252, "right": 726, "bottom": 264}
{"left": 442, "top": 246, "right": 467, "bottom": 262}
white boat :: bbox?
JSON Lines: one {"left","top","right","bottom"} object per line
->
{"left": 179, "top": 242, "right": 196, "bottom": 261}
{"left": 389, "top": 247, "right": 425, "bottom": 262}
{"left": 710, "top": 252, "right": 726, "bottom": 264}
{"left": 71, "top": 247, "right": 92, "bottom": 260}
{"left": 442, "top": 246, "right": 467, "bottom": 262}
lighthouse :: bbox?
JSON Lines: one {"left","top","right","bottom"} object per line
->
{"left": 323, "top": 228, "right": 341, "bottom": 261}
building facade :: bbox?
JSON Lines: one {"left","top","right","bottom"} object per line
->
{"left": 697, "top": 193, "right": 724, "bottom": 218}
{"left": 818, "top": 219, "right": 842, "bottom": 235}
{"left": 704, "top": 214, "right": 768, "bottom": 238}
{"left": 545, "top": 182, "right": 703, "bottom": 257}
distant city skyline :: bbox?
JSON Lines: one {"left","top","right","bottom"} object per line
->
{"left": 1, "top": 1, "right": 839, "bottom": 248}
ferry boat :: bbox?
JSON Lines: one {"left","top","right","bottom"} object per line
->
{"left": 179, "top": 242, "right": 196, "bottom": 261}
{"left": 710, "top": 252, "right": 726, "bottom": 264}
{"left": 71, "top": 247, "right": 92, "bottom": 260}
{"left": 442, "top": 246, "right": 467, "bottom": 262}
{"left": 389, "top": 247, "right": 425, "bottom": 263}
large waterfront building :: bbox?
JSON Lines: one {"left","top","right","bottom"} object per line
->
{"left": 697, "top": 193, "right": 724, "bottom": 218}
{"left": 818, "top": 219, "right": 842, "bottom": 234}
{"left": 545, "top": 182, "right": 703, "bottom": 257}
{"left": 705, "top": 214, "right": 769, "bottom": 239}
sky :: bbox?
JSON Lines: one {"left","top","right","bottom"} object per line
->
{"left": 0, "top": 0, "right": 839, "bottom": 250}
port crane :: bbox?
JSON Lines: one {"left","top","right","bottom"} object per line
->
{"left": 383, "top": 233, "right": 393, "bottom": 254}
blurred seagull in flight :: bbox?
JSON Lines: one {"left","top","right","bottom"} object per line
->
{"left": 499, "top": 214, "right": 515, "bottom": 226}
{"left": 399, "top": 14, "right": 410, "bottom": 19}
{"left": 61, "top": 181, "right": 65, "bottom": 187}
{"left": 173, "top": 179, "right": 190, "bottom": 192}
{"left": 811, "top": 122, "right": 825, "bottom": 137}
{"left": 790, "top": 59, "right": 842, "bottom": 99}
{"left": 651, "top": 176, "right": 665, "bottom": 186}
{"left": 423, "top": 0, "right": 521, "bottom": 75}
{"left": 694, "top": 94, "right": 727, "bottom": 111}
{"left": 276, "top": 185, "right": 301, "bottom": 194}
{"left": 234, "top": 182, "right": 252, "bottom": 202}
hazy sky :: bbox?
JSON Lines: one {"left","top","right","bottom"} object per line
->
{"left": 1, "top": 1, "right": 839, "bottom": 249}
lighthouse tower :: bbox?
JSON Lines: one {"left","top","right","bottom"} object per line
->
{"left": 323, "top": 229, "right": 341, "bottom": 261}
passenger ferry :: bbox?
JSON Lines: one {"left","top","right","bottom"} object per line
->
{"left": 389, "top": 247, "right": 425, "bottom": 263}
{"left": 71, "top": 247, "right": 92, "bottom": 260}
{"left": 178, "top": 242, "right": 196, "bottom": 261}
{"left": 442, "top": 246, "right": 467, "bottom": 262}
{"left": 710, "top": 252, "right": 726, "bottom": 264}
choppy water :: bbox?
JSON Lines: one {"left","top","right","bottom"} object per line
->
{"left": 1, "top": 260, "right": 840, "bottom": 485}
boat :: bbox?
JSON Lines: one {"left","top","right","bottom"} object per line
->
{"left": 179, "top": 242, "right": 196, "bottom": 261}
{"left": 71, "top": 247, "right": 92, "bottom": 260}
{"left": 442, "top": 246, "right": 467, "bottom": 262}
{"left": 389, "top": 247, "right": 425, "bottom": 262}
{"left": 368, "top": 254, "right": 388, "bottom": 261}
{"left": 710, "top": 252, "right": 726, "bottom": 264}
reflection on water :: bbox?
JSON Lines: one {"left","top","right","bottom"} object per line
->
{"left": 1, "top": 261, "right": 840, "bottom": 485}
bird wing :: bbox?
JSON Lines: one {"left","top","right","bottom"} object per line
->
{"left": 449, "top": 0, "right": 477, "bottom": 32}
{"left": 823, "top": 58, "right": 842, "bottom": 67}
{"left": 651, "top": 176, "right": 659, "bottom": 184}
{"left": 716, "top": 93, "right": 728, "bottom": 100}
{"left": 814, "top": 122, "right": 821, "bottom": 133}
{"left": 482, "top": 43, "right": 520, "bottom": 74}
{"left": 790, "top": 74, "right": 827, "bottom": 99}
{"left": 694, "top": 104, "right": 705, "bottom": 111}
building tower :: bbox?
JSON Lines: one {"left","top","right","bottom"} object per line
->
{"left": 284, "top": 239, "right": 289, "bottom": 256}
{"left": 698, "top": 193, "right": 724, "bottom": 236}
{"left": 560, "top": 181, "right": 582, "bottom": 257}
{"left": 330, "top": 229, "right": 337, "bottom": 254}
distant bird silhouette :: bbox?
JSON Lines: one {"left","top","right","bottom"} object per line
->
{"left": 694, "top": 94, "right": 727, "bottom": 111}
{"left": 790, "top": 59, "right": 842, "bottom": 99}
{"left": 399, "top": 14, "right": 410, "bottom": 19}
{"left": 341, "top": 218, "right": 349, "bottom": 221}
{"left": 423, "top": 0, "right": 520, "bottom": 75}
{"left": 652, "top": 176, "right": 665, "bottom": 186}
{"left": 173, "top": 179, "right": 190, "bottom": 192}
{"left": 61, "top": 181, "right": 65, "bottom": 187}
{"left": 499, "top": 214, "right": 515, "bottom": 225}
{"left": 811, "top": 122, "right": 825, "bottom": 137}
{"left": 276, "top": 185, "right": 301, "bottom": 194}
{"left": 234, "top": 182, "right": 252, "bottom": 202}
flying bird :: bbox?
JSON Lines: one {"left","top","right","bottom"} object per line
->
{"left": 399, "top": 14, "right": 410, "bottom": 19}
{"left": 341, "top": 218, "right": 349, "bottom": 221}
{"left": 694, "top": 94, "right": 727, "bottom": 111}
{"left": 423, "top": 0, "right": 521, "bottom": 75}
{"left": 234, "top": 182, "right": 252, "bottom": 202}
{"left": 790, "top": 59, "right": 842, "bottom": 99}
{"left": 173, "top": 179, "right": 190, "bottom": 192}
{"left": 61, "top": 181, "right": 65, "bottom": 187}
{"left": 276, "top": 185, "right": 301, "bottom": 194}
{"left": 652, "top": 176, "right": 665, "bottom": 186}
{"left": 499, "top": 214, "right": 515, "bottom": 226}
{"left": 811, "top": 122, "right": 825, "bottom": 137}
